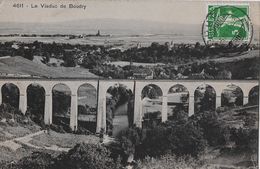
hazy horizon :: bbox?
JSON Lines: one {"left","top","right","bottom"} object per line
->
{"left": 0, "top": 18, "right": 203, "bottom": 36}
{"left": 0, "top": 0, "right": 259, "bottom": 40}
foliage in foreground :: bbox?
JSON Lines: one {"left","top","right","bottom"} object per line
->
{"left": 191, "top": 111, "right": 226, "bottom": 146}
{"left": 1, "top": 107, "right": 258, "bottom": 169}
{"left": 118, "top": 116, "right": 207, "bottom": 159}
{"left": 2, "top": 143, "right": 122, "bottom": 169}
{"left": 54, "top": 143, "right": 122, "bottom": 169}
{"left": 135, "top": 153, "right": 258, "bottom": 169}
{"left": 5, "top": 151, "right": 54, "bottom": 169}
{"left": 139, "top": 121, "right": 207, "bottom": 158}
{"left": 193, "top": 110, "right": 258, "bottom": 153}
{"left": 118, "top": 109, "right": 258, "bottom": 161}
{"left": 135, "top": 154, "right": 202, "bottom": 169}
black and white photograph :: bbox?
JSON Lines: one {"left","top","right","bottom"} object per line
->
{"left": 0, "top": 0, "right": 259, "bottom": 168}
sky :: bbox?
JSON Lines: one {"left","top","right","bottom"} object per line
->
{"left": 0, "top": 0, "right": 259, "bottom": 25}
{"left": 0, "top": 0, "right": 258, "bottom": 38}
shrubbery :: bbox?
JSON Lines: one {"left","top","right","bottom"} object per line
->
{"left": 117, "top": 126, "right": 141, "bottom": 157}
{"left": 192, "top": 109, "right": 258, "bottom": 154}
{"left": 1, "top": 104, "right": 257, "bottom": 169}
{"left": 137, "top": 124, "right": 169, "bottom": 158}
{"left": 136, "top": 154, "right": 201, "bottom": 169}
{"left": 118, "top": 118, "right": 207, "bottom": 159}
{"left": 0, "top": 103, "right": 35, "bottom": 126}
{"left": 11, "top": 152, "right": 55, "bottom": 169}
{"left": 118, "top": 108, "right": 258, "bottom": 162}
{"left": 54, "top": 143, "right": 122, "bottom": 169}
{"left": 5, "top": 143, "right": 123, "bottom": 169}
{"left": 140, "top": 121, "right": 207, "bottom": 158}
{"left": 191, "top": 111, "right": 226, "bottom": 146}
{"left": 230, "top": 128, "right": 258, "bottom": 152}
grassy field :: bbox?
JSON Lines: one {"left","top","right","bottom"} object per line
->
{"left": 0, "top": 56, "right": 98, "bottom": 78}
{"left": 29, "top": 131, "right": 99, "bottom": 149}
{"left": 0, "top": 125, "right": 40, "bottom": 142}
{"left": 0, "top": 129, "right": 99, "bottom": 164}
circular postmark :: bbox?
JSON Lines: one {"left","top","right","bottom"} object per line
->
{"left": 202, "top": 5, "right": 253, "bottom": 53}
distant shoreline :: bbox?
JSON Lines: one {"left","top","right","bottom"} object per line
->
{"left": 0, "top": 33, "right": 110, "bottom": 38}
{"left": 0, "top": 33, "right": 196, "bottom": 37}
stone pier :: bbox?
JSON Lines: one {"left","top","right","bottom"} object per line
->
{"left": 0, "top": 78, "right": 257, "bottom": 133}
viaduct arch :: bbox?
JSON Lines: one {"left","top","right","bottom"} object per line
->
{"left": 0, "top": 78, "right": 258, "bottom": 133}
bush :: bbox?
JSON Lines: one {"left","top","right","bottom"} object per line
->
{"left": 54, "top": 143, "right": 122, "bottom": 169}
{"left": 3, "top": 143, "right": 123, "bottom": 169}
{"left": 163, "top": 121, "right": 207, "bottom": 157}
{"left": 191, "top": 111, "right": 226, "bottom": 146}
{"left": 118, "top": 120, "right": 207, "bottom": 159}
{"left": 0, "top": 103, "right": 35, "bottom": 127}
{"left": 192, "top": 109, "right": 259, "bottom": 154}
{"left": 4, "top": 151, "right": 55, "bottom": 169}
{"left": 137, "top": 125, "right": 169, "bottom": 158}
{"left": 117, "top": 126, "right": 141, "bottom": 156}
{"left": 135, "top": 154, "right": 201, "bottom": 169}
{"left": 230, "top": 128, "right": 258, "bottom": 152}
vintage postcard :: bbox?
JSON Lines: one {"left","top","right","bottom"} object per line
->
{"left": 0, "top": 0, "right": 259, "bottom": 168}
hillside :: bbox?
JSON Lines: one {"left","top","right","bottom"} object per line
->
{"left": 0, "top": 56, "right": 99, "bottom": 78}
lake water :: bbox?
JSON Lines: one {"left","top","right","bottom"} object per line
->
{"left": 0, "top": 34, "right": 203, "bottom": 50}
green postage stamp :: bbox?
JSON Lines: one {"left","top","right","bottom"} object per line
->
{"left": 203, "top": 4, "right": 253, "bottom": 44}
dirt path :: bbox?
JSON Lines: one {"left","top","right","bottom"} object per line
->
{"left": 0, "top": 130, "right": 44, "bottom": 151}
{"left": 0, "top": 130, "right": 70, "bottom": 152}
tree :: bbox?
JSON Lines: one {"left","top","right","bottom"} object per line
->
{"left": 195, "top": 42, "right": 200, "bottom": 49}
{"left": 2, "top": 84, "right": 19, "bottom": 109}
{"left": 63, "top": 52, "right": 76, "bottom": 67}
{"left": 27, "top": 85, "right": 45, "bottom": 126}
{"left": 23, "top": 48, "right": 34, "bottom": 60}
{"left": 82, "top": 54, "right": 101, "bottom": 69}
{"left": 199, "top": 86, "right": 216, "bottom": 112}
{"left": 55, "top": 143, "right": 122, "bottom": 169}
{"left": 42, "top": 52, "right": 50, "bottom": 64}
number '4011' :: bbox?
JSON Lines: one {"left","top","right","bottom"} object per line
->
{"left": 13, "top": 3, "right": 24, "bottom": 8}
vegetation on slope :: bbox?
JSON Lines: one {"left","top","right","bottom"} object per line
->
{"left": 0, "top": 41, "right": 259, "bottom": 79}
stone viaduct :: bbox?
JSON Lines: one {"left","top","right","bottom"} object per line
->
{"left": 0, "top": 78, "right": 258, "bottom": 133}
